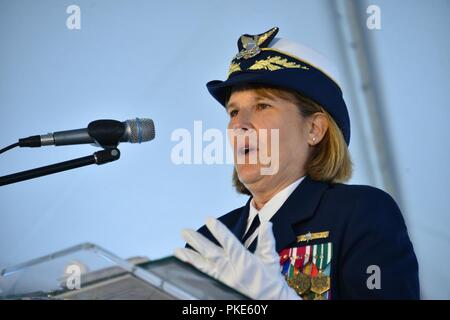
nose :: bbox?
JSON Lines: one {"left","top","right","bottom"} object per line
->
{"left": 229, "top": 108, "right": 254, "bottom": 132}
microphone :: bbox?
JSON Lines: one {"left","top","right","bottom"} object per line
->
{"left": 18, "top": 118, "right": 155, "bottom": 149}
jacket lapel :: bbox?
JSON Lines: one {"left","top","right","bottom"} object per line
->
{"left": 197, "top": 197, "right": 251, "bottom": 246}
{"left": 194, "top": 202, "right": 248, "bottom": 249}
{"left": 229, "top": 198, "right": 251, "bottom": 240}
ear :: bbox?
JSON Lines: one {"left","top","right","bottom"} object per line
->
{"left": 307, "top": 113, "right": 328, "bottom": 146}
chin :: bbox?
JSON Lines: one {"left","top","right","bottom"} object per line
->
{"left": 236, "top": 164, "right": 263, "bottom": 185}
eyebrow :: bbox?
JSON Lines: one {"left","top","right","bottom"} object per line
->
{"left": 226, "top": 102, "right": 237, "bottom": 110}
{"left": 226, "top": 96, "right": 274, "bottom": 110}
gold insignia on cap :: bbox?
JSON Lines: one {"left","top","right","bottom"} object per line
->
{"left": 234, "top": 41, "right": 261, "bottom": 60}
{"left": 240, "top": 27, "right": 277, "bottom": 50}
{"left": 234, "top": 27, "right": 279, "bottom": 60}
{"left": 297, "top": 231, "right": 329, "bottom": 243}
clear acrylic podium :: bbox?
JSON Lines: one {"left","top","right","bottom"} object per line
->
{"left": 0, "top": 243, "right": 248, "bottom": 300}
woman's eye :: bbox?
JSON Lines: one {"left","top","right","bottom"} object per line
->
{"left": 257, "top": 104, "right": 271, "bottom": 110}
{"left": 229, "top": 110, "right": 238, "bottom": 118}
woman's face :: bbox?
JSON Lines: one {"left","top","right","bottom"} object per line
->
{"left": 226, "top": 89, "right": 312, "bottom": 194}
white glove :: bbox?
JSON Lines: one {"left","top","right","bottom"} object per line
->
{"left": 174, "top": 217, "right": 301, "bottom": 300}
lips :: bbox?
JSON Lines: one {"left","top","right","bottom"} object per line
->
{"left": 238, "top": 144, "right": 257, "bottom": 156}
{"left": 232, "top": 130, "right": 259, "bottom": 156}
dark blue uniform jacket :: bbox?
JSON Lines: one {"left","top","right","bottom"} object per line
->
{"left": 195, "top": 176, "right": 420, "bottom": 299}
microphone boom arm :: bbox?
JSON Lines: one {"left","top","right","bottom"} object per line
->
{"left": 0, "top": 148, "right": 120, "bottom": 187}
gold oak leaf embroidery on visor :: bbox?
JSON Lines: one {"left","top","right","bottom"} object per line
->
{"left": 227, "top": 62, "right": 242, "bottom": 78}
{"left": 248, "top": 56, "right": 310, "bottom": 72}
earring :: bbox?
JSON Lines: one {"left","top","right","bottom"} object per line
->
{"left": 312, "top": 137, "right": 316, "bottom": 143}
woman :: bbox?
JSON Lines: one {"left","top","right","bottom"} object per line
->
{"left": 174, "top": 27, "right": 419, "bottom": 300}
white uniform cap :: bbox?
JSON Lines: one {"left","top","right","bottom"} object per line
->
{"left": 269, "top": 38, "right": 342, "bottom": 88}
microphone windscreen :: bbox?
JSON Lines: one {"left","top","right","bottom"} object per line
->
{"left": 126, "top": 118, "right": 155, "bottom": 143}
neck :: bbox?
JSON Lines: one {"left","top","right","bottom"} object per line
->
{"left": 250, "top": 174, "right": 304, "bottom": 210}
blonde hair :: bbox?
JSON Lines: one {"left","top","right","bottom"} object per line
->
{"left": 227, "top": 84, "right": 352, "bottom": 196}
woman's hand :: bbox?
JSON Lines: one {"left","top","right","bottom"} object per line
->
{"left": 174, "top": 217, "right": 301, "bottom": 300}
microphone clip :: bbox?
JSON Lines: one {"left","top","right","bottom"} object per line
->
{"left": 88, "top": 120, "right": 125, "bottom": 149}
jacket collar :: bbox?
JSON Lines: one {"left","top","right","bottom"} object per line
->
{"left": 271, "top": 176, "right": 329, "bottom": 251}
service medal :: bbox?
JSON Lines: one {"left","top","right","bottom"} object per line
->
{"left": 287, "top": 272, "right": 311, "bottom": 295}
{"left": 310, "top": 273, "right": 331, "bottom": 295}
